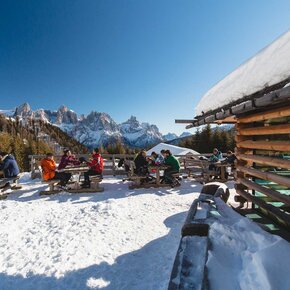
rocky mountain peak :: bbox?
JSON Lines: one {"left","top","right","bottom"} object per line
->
{"left": 14, "top": 102, "right": 32, "bottom": 118}
{"left": 56, "top": 105, "right": 78, "bottom": 124}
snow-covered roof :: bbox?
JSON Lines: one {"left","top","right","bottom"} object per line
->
{"left": 147, "top": 142, "right": 199, "bottom": 156}
{"left": 196, "top": 29, "right": 290, "bottom": 116}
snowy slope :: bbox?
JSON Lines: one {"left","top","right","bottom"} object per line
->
{"left": 196, "top": 29, "right": 290, "bottom": 115}
{"left": 0, "top": 174, "right": 199, "bottom": 290}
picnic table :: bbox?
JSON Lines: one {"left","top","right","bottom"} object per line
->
{"left": 184, "top": 157, "right": 232, "bottom": 183}
{"left": 128, "top": 164, "right": 180, "bottom": 189}
{"left": 40, "top": 165, "right": 104, "bottom": 195}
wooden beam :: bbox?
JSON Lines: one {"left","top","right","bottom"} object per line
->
{"left": 236, "top": 188, "right": 290, "bottom": 229}
{"left": 214, "top": 116, "right": 237, "bottom": 124}
{"left": 237, "top": 165, "right": 290, "bottom": 188}
{"left": 237, "top": 140, "right": 290, "bottom": 152}
{"left": 238, "top": 106, "right": 290, "bottom": 123}
{"left": 175, "top": 119, "right": 196, "bottom": 124}
{"left": 237, "top": 154, "right": 290, "bottom": 170}
{"left": 239, "top": 124, "right": 290, "bottom": 136}
{"left": 237, "top": 177, "right": 290, "bottom": 207}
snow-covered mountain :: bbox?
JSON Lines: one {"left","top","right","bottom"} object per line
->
{"left": 2, "top": 103, "right": 164, "bottom": 148}
{"left": 163, "top": 133, "right": 178, "bottom": 141}
{"left": 179, "top": 132, "right": 192, "bottom": 138}
{"left": 163, "top": 132, "right": 192, "bottom": 141}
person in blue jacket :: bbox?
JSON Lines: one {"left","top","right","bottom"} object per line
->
{"left": 0, "top": 152, "right": 20, "bottom": 178}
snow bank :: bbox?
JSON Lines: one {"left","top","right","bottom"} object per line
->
{"left": 196, "top": 29, "right": 290, "bottom": 115}
{"left": 206, "top": 198, "right": 290, "bottom": 290}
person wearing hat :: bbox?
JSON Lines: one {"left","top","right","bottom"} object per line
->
{"left": 58, "top": 149, "right": 80, "bottom": 170}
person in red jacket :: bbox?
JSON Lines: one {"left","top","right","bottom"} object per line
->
{"left": 82, "top": 148, "right": 104, "bottom": 188}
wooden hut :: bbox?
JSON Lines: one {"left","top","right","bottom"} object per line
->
{"left": 176, "top": 30, "right": 290, "bottom": 234}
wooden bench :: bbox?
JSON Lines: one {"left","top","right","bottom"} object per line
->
{"left": 39, "top": 179, "right": 62, "bottom": 195}
{"left": 184, "top": 158, "right": 231, "bottom": 183}
{"left": 0, "top": 175, "right": 22, "bottom": 199}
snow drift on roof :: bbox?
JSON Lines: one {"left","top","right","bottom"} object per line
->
{"left": 147, "top": 142, "right": 199, "bottom": 156}
{"left": 196, "top": 29, "right": 290, "bottom": 116}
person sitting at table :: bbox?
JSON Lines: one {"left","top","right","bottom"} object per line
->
{"left": 82, "top": 148, "right": 104, "bottom": 188}
{"left": 208, "top": 148, "right": 223, "bottom": 170}
{"left": 0, "top": 152, "right": 20, "bottom": 178}
{"left": 40, "top": 153, "right": 72, "bottom": 189}
{"left": 134, "top": 149, "right": 149, "bottom": 176}
{"left": 163, "top": 150, "right": 180, "bottom": 187}
{"left": 0, "top": 152, "right": 20, "bottom": 190}
{"left": 58, "top": 149, "right": 80, "bottom": 170}
{"left": 225, "top": 150, "right": 236, "bottom": 166}
{"left": 150, "top": 151, "right": 164, "bottom": 165}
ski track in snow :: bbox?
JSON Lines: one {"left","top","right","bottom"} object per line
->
{"left": 0, "top": 174, "right": 200, "bottom": 290}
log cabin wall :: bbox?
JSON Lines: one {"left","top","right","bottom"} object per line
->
{"left": 235, "top": 105, "right": 290, "bottom": 230}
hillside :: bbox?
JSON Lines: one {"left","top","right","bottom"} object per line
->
{"left": 0, "top": 114, "right": 88, "bottom": 171}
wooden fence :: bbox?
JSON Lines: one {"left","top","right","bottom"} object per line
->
{"left": 28, "top": 153, "right": 217, "bottom": 178}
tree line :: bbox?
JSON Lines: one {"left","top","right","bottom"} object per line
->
{"left": 0, "top": 116, "right": 89, "bottom": 171}
{"left": 179, "top": 124, "right": 236, "bottom": 153}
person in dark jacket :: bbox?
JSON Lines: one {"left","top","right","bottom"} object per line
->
{"left": 134, "top": 150, "right": 148, "bottom": 175}
{"left": 58, "top": 149, "right": 80, "bottom": 170}
{"left": 225, "top": 150, "right": 236, "bottom": 165}
{"left": 150, "top": 151, "right": 164, "bottom": 165}
{"left": 163, "top": 150, "right": 180, "bottom": 187}
{"left": 0, "top": 152, "right": 20, "bottom": 178}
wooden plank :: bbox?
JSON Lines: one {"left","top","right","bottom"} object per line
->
{"left": 175, "top": 119, "right": 196, "bottom": 124}
{"left": 236, "top": 188, "right": 290, "bottom": 229}
{"left": 237, "top": 177, "right": 290, "bottom": 207}
{"left": 237, "top": 154, "right": 290, "bottom": 169}
{"left": 238, "top": 106, "right": 290, "bottom": 123}
{"left": 215, "top": 115, "right": 237, "bottom": 124}
{"left": 237, "top": 140, "right": 290, "bottom": 152}
{"left": 237, "top": 165, "right": 290, "bottom": 188}
{"left": 39, "top": 190, "right": 62, "bottom": 196}
{"left": 239, "top": 124, "right": 290, "bottom": 136}
{"left": 129, "top": 183, "right": 170, "bottom": 190}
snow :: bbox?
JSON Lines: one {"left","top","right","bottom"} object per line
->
{"left": 147, "top": 142, "right": 199, "bottom": 156}
{"left": 0, "top": 174, "right": 200, "bottom": 290}
{"left": 1, "top": 174, "right": 290, "bottom": 290}
{"left": 0, "top": 109, "right": 15, "bottom": 117}
{"left": 196, "top": 29, "right": 290, "bottom": 115}
{"left": 206, "top": 197, "right": 290, "bottom": 290}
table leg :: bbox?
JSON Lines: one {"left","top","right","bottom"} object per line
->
{"left": 156, "top": 169, "right": 160, "bottom": 185}
{"left": 221, "top": 166, "right": 225, "bottom": 180}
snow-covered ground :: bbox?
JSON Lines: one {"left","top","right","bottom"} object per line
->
{"left": 0, "top": 174, "right": 201, "bottom": 290}
{"left": 0, "top": 174, "right": 290, "bottom": 290}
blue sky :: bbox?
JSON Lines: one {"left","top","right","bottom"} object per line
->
{"left": 0, "top": 0, "right": 290, "bottom": 134}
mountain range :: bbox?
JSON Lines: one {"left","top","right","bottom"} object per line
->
{"left": 0, "top": 103, "right": 191, "bottom": 149}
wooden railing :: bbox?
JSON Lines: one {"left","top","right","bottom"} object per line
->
{"left": 28, "top": 153, "right": 220, "bottom": 178}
